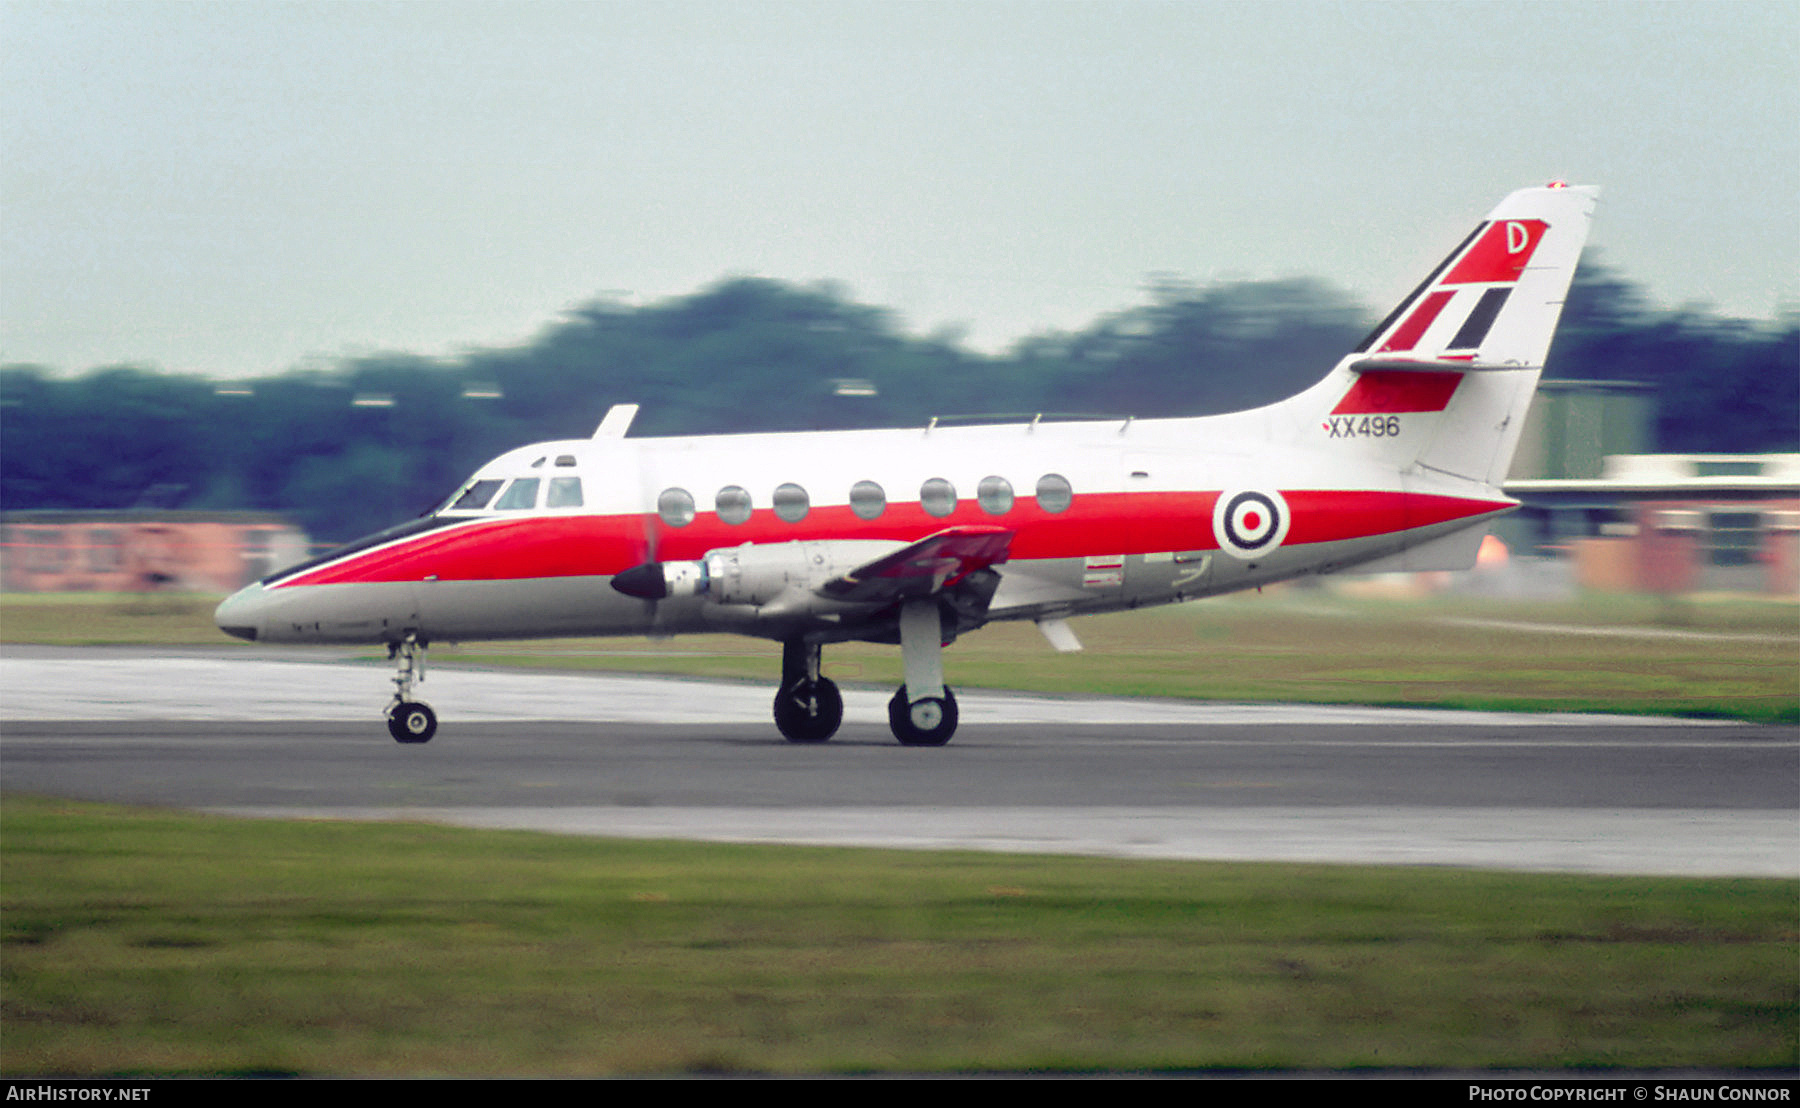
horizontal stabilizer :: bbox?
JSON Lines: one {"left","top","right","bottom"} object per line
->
{"left": 1348, "top": 358, "right": 1537, "bottom": 374}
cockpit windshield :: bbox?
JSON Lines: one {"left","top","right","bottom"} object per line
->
{"left": 442, "top": 478, "right": 504, "bottom": 513}
{"left": 436, "top": 464, "right": 583, "bottom": 516}
{"left": 494, "top": 478, "right": 540, "bottom": 510}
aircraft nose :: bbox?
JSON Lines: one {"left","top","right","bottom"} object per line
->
{"left": 214, "top": 584, "right": 264, "bottom": 642}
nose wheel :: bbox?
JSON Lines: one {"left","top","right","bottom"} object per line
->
{"left": 385, "top": 633, "right": 436, "bottom": 744}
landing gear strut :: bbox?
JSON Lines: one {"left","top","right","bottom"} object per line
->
{"left": 385, "top": 633, "right": 436, "bottom": 744}
{"left": 773, "top": 639, "right": 842, "bottom": 743}
{"left": 891, "top": 599, "right": 958, "bottom": 746}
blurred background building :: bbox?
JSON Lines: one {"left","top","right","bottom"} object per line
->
{"left": 1498, "top": 381, "right": 1798, "bottom": 596}
{"left": 0, "top": 511, "right": 308, "bottom": 594}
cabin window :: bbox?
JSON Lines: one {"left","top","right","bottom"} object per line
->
{"left": 555, "top": 455, "right": 577, "bottom": 467}
{"left": 773, "top": 483, "right": 810, "bottom": 523}
{"left": 849, "top": 480, "right": 886, "bottom": 521}
{"left": 546, "top": 477, "right": 584, "bottom": 508}
{"left": 1036, "top": 473, "right": 1073, "bottom": 513}
{"left": 716, "top": 485, "right": 753, "bottom": 525}
{"left": 920, "top": 477, "right": 956, "bottom": 518}
{"left": 658, "top": 487, "right": 696, "bottom": 527}
{"left": 494, "top": 478, "right": 540, "bottom": 510}
{"left": 448, "top": 478, "right": 504, "bottom": 512}
{"left": 977, "top": 475, "right": 1014, "bottom": 516}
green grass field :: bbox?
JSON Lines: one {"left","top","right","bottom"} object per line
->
{"left": 2, "top": 796, "right": 1794, "bottom": 1077}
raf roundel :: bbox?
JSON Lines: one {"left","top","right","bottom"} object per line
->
{"left": 1213, "top": 489, "right": 1291, "bottom": 560}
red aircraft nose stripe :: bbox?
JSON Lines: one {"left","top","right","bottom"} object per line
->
{"left": 277, "top": 516, "right": 639, "bottom": 588}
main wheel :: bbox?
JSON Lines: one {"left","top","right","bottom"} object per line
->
{"left": 887, "top": 685, "right": 958, "bottom": 746}
{"left": 387, "top": 701, "right": 437, "bottom": 744}
{"left": 773, "top": 677, "right": 843, "bottom": 743}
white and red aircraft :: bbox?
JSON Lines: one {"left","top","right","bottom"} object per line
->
{"left": 215, "top": 182, "right": 1598, "bottom": 746}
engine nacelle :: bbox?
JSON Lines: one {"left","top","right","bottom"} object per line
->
{"left": 703, "top": 540, "right": 900, "bottom": 606}
{"left": 611, "top": 540, "right": 904, "bottom": 610}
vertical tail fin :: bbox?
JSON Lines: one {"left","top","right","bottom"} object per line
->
{"left": 1290, "top": 183, "right": 1599, "bottom": 487}
{"left": 1352, "top": 180, "right": 1597, "bottom": 369}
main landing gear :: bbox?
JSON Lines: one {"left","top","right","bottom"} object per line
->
{"left": 888, "top": 685, "right": 958, "bottom": 747}
{"left": 774, "top": 600, "right": 961, "bottom": 747}
{"left": 773, "top": 640, "right": 843, "bottom": 743}
{"left": 889, "top": 599, "right": 957, "bottom": 746}
{"left": 385, "top": 633, "right": 436, "bottom": 744}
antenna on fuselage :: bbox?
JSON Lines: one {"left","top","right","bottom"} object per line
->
{"left": 593, "top": 404, "right": 640, "bottom": 439}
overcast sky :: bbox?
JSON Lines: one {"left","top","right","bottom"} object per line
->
{"left": 3, "top": 0, "right": 1795, "bottom": 377}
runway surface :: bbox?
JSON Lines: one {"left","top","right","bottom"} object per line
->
{"left": 3, "top": 647, "right": 1795, "bottom": 877}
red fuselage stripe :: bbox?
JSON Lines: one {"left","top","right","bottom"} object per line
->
{"left": 274, "top": 490, "right": 1509, "bottom": 588}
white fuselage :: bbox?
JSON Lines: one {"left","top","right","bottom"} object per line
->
{"left": 214, "top": 403, "right": 1511, "bottom": 647}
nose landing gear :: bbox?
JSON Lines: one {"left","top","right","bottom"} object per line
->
{"left": 385, "top": 633, "right": 436, "bottom": 744}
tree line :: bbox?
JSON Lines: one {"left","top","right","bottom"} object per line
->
{"left": 2, "top": 264, "right": 1794, "bottom": 542}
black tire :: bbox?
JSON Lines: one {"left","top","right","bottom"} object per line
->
{"left": 887, "top": 685, "right": 958, "bottom": 746}
{"left": 773, "top": 677, "right": 843, "bottom": 743}
{"left": 387, "top": 701, "right": 437, "bottom": 744}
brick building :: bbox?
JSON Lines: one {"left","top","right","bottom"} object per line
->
{"left": 0, "top": 511, "right": 310, "bottom": 594}
{"left": 1503, "top": 454, "right": 1800, "bottom": 596}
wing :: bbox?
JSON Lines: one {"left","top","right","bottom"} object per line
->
{"left": 815, "top": 525, "right": 1013, "bottom": 604}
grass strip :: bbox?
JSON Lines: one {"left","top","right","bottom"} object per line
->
{"left": 2, "top": 795, "right": 1794, "bottom": 1076}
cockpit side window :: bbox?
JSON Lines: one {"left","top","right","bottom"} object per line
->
{"left": 446, "top": 478, "right": 504, "bottom": 512}
{"left": 546, "top": 476, "right": 583, "bottom": 508}
{"left": 494, "top": 478, "right": 541, "bottom": 510}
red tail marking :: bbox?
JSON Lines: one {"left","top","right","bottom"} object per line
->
{"left": 1442, "top": 219, "right": 1548, "bottom": 285}
{"left": 1376, "top": 289, "right": 1455, "bottom": 354}
{"left": 1332, "top": 370, "right": 1463, "bottom": 415}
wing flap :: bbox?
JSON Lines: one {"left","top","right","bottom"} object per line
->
{"left": 817, "top": 525, "right": 1013, "bottom": 604}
